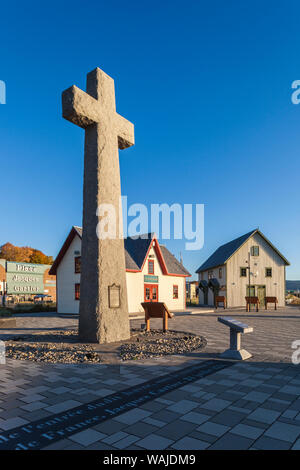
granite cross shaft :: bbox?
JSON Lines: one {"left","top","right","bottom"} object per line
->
{"left": 62, "top": 67, "right": 134, "bottom": 343}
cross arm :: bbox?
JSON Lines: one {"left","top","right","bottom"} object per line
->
{"left": 115, "top": 113, "right": 135, "bottom": 149}
{"left": 62, "top": 85, "right": 100, "bottom": 129}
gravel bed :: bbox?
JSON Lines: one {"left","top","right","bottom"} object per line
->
{"left": 4, "top": 328, "right": 207, "bottom": 363}
{"left": 5, "top": 329, "right": 102, "bottom": 364}
{"left": 119, "top": 329, "right": 207, "bottom": 361}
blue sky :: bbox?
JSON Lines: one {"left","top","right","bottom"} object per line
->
{"left": 0, "top": 0, "right": 299, "bottom": 279}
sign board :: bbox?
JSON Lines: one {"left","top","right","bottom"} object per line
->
{"left": 108, "top": 284, "right": 120, "bottom": 308}
{"left": 144, "top": 275, "right": 159, "bottom": 284}
{"left": 6, "top": 262, "right": 47, "bottom": 295}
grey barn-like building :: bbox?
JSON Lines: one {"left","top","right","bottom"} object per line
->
{"left": 196, "top": 229, "right": 289, "bottom": 308}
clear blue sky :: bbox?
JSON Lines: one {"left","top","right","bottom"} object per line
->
{"left": 1, "top": 0, "right": 299, "bottom": 279}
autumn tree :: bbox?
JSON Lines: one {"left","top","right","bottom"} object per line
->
{"left": 0, "top": 243, "right": 53, "bottom": 264}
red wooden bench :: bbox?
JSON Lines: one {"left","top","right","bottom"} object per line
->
{"left": 141, "top": 302, "right": 174, "bottom": 332}
{"left": 265, "top": 296, "right": 278, "bottom": 310}
{"left": 245, "top": 296, "right": 259, "bottom": 312}
{"left": 215, "top": 296, "right": 226, "bottom": 309}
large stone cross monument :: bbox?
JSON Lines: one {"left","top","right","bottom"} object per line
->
{"left": 62, "top": 68, "right": 134, "bottom": 343}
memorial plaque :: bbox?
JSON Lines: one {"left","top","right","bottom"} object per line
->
{"left": 108, "top": 284, "right": 121, "bottom": 308}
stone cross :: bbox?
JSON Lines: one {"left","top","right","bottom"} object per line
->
{"left": 62, "top": 68, "right": 134, "bottom": 343}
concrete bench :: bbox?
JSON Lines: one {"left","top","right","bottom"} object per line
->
{"left": 218, "top": 316, "right": 253, "bottom": 360}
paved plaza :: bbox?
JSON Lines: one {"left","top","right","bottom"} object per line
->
{"left": 0, "top": 306, "right": 300, "bottom": 450}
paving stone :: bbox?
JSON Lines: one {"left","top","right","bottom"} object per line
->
{"left": 20, "top": 401, "right": 46, "bottom": 412}
{"left": 102, "top": 431, "right": 129, "bottom": 445}
{"left": 254, "top": 435, "right": 291, "bottom": 450}
{"left": 50, "top": 386, "right": 72, "bottom": 395}
{"left": 114, "top": 434, "right": 140, "bottom": 449}
{"left": 264, "top": 422, "right": 300, "bottom": 443}
{"left": 292, "top": 438, "right": 300, "bottom": 450}
{"left": 211, "top": 409, "right": 245, "bottom": 426}
{"left": 143, "top": 417, "right": 166, "bottom": 428}
{"left": 69, "top": 429, "right": 106, "bottom": 446}
{"left": 180, "top": 411, "right": 211, "bottom": 425}
{"left": 114, "top": 408, "right": 151, "bottom": 425}
{"left": 136, "top": 434, "right": 174, "bottom": 450}
{"left": 209, "top": 432, "right": 254, "bottom": 450}
{"left": 201, "top": 398, "right": 231, "bottom": 412}
{"left": 188, "top": 430, "right": 217, "bottom": 444}
{"left": 171, "top": 436, "right": 209, "bottom": 450}
{"left": 247, "top": 407, "right": 281, "bottom": 424}
{"left": 0, "top": 416, "right": 28, "bottom": 430}
{"left": 151, "top": 409, "right": 180, "bottom": 423}
{"left": 45, "top": 400, "right": 81, "bottom": 414}
{"left": 167, "top": 400, "right": 199, "bottom": 414}
{"left": 157, "top": 420, "right": 197, "bottom": 440}
{"left": 231, "top": 423, "right": 264, "bottom": 439}
{"left": 93, "top": 420, "right": 126, "bottom": 435}
{"left": 125, "top": 422, "right": 158, "bottom": 437}
{"left": 196, "top": 421, "right": 230, "bottom": 437}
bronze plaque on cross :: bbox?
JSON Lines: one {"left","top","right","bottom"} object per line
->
{"left": 108, "top": 284, "right": 121, "bottom": 309}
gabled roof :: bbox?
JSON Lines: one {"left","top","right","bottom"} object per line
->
{"left": 160, "top": 245, "right": 190, "bottom": 276}
{"left": 49, "top": 227, "right": 190, "bottom": 277}
{"left": 196, "top": 229, "right": 290, "bottom": 273}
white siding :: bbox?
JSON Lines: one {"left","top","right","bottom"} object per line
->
{"left": 57, "top": 236, "right": 187, "bottom": 314}
{"left": 226, "top": 232, "right": 286, "bottom": 307}
{"left": 198, "top": 265, "right": 226, "bottom": 306}
{"left": 197, "top": 232, "right": 286, "bottom": 308}
{"left": 57, "top": 236, "right": 81, "bottom": 314}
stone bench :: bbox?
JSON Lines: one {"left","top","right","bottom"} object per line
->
{"left": 218, "top": 316, "right": 253, "bottom": 360}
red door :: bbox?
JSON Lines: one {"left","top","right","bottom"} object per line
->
{"left": 144, "top": 284, "right": 159, "bottom": 302}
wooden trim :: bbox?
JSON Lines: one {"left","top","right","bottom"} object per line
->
{"left": 173, "top": 284, "right": 179, "bottom": 299}
{"left": 75, "top": 283, "right": 80, "bottom": 300}
{"left": 74, "top": 256, "right": 81, "bottom": 274}
{"left": 144, "top": 283, "right": 159, "bottom": 302}
{"left": 49, "top": 227, "right": 79, "bottom": 275}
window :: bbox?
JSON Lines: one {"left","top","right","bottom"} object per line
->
{"left": 75, "top": 256, "right": 81, "bottom": 274}
{"left": 173, "top": 285, "right": 178, "bottom": 299}
{"left": 266, "top": 268, "right": 272, "bottom": 277}
{"left": 240, "top": 267, "right": 247, "bottom": 277}
{"left": 208, "top": 270, "right": 213, "bottom": 280}
{"left": 219, "top": 268, "right": 222, "bottom": 279}
{"left": 201, "top": 272, "right": 204, "bottom": 281}
{"left": 251, "top": 246, "right": 259, "bottom": 256}
{"left": 148, "top": 259, "right": 154, "bottom": 275}
{"left": 75, "top": 283, "right": 80, "bottom": 300}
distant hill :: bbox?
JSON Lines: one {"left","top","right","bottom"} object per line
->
{"left": 286, "top": 280, "right": 300, "bottom": 291}
{"left": 0, "top": 242, "right": 53, "bottom": 265}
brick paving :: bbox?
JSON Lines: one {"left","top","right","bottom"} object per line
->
{"left": 0, "top": 306, "right": 299, "bottom": 450}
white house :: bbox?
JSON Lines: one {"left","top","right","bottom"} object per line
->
{"left": 50, "top": 226, "right": 190, "bottom": 314}
{"left": 196, "top": 229, "right": 289, "bottom": 308}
